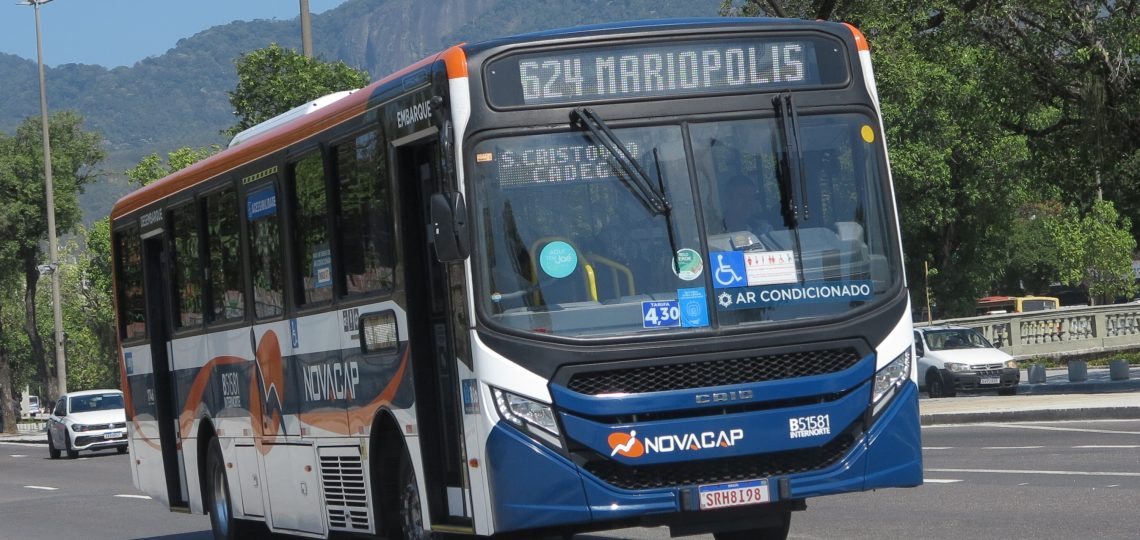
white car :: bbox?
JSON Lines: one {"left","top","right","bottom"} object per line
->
{"left": 914, "top": 326, "right": 1019, "bottom": 397}
{"left": 46, "top": 389, "right": 128, "bottom": 459}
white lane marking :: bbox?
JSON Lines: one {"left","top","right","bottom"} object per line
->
{"left": 24, "top": 485, "right": 58, "bottom": 491}
{"left": 922, "top": 446, "right": 954, "bottom": 450}
{"left": 1073, "top": 445, "right": 1140, "bottom": 449}
{"left": 9, "top": 454, "right": 28, "bottom": 457}
{"left": 1017, "top": 483, "right": 1030, "bottom": 486}
{"left": 1106, "top": 485, "right": 1120, "bottom": 488}
{"left": 928, "top": 468, "right": 1140, "bottom": 478}
{"left": 982, "top": 446, "right": 1043, "bottom": 450}
{"left": 923, "top": 478, "right": 963, "bottom": 484}
{"left": 114, "top": 494, "right": 152, "bottom": 499}
{"left": 987, "top": 423, "right": 1140, "bottom": 436}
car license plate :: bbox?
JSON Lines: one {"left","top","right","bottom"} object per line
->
{"left": 980, "top": 377, "right": 1000, "bottom": 385}
{"left": 698, "top": 479, "right": 770, "bottom": 510}
{"left": 104, "top": 431, "right": 124, "bottom": 440}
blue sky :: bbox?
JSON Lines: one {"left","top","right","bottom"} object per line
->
{"left": 0, "top": 0, "right": 351, "bottom": 68}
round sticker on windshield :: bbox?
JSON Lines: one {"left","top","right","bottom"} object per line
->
{"left": 673, "top": 248, "right": 703, "bottom": 281}
{"left": 540, "top": 241, "right": 578, "bottom": 278}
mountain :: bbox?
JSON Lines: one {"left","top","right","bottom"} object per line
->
{"left": 0, "top": 0, "right": 723, "bottom": 223}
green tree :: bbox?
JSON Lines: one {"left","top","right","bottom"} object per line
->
{"left": 126, "top": 146, "right": 219, "bottom": 187}
{"left": 0, "top": 111, "right": 104, "bottom": 403}
{"left": 1049, "top": 200, "right": 1137, "bottom": 305}
{"left": 225, "top": 43, "right": 370, "bottom": 136}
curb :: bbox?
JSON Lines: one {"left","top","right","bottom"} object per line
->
{"left": 1019, "top": 382, "right": 1140, "bottom": 395}
{"left": 920, "top": 406, "right": 1140, "bottom": 426}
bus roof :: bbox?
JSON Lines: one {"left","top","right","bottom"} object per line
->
{"left": 111, "top": 18, "right": 863, "bottom": 221}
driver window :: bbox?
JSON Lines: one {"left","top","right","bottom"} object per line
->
{"left": 53, "top": 398, "right": 66, "bottom": 416}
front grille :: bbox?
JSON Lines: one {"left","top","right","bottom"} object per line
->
{"left": 78, "top": 422, "right": 126, "bottom": 431}
{"left": 75, "top": 434, "right": 125, "bottom": 446}
{"left": 581, "top": 426, "right": 859, "bottom": 491}
{"left": 567, "top": 348, "right": 862, "bottom": 395}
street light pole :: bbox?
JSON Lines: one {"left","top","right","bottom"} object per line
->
{"left": 21, "top": 0, "right": 66, "bottom": 397}
{"left": 299, "top": 0, "right": 313, "bottom": 58}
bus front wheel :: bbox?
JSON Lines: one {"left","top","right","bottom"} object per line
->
{"left": 206, "top": 438, "right": 266, "bottom": 540}
{"left": 713, "top": 511, "right": 791, "bottom": 540}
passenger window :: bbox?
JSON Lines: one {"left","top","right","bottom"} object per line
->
{"left": 170, "top": 203, "right": 204, "bottom": 329}
{"left": 114, "top": 225, "right": 146, "bottom": 340}
{"left": 247, "top": 183, "right": 284, "bottom": 318}
{"left": 335, "top": 131, "right": 395, "bottom": 295}
{"left": 290, "top": 153, "right": 333, "bottom": 305}
{"left": 205, "top": 187, "right": 245, "bottom": 322}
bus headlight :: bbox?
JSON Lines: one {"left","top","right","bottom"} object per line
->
{"left": 871, "top": 350, "right": 911, "bottom": 417}
{"left": 491, "top": 388, "right": 562, "bottom": 449}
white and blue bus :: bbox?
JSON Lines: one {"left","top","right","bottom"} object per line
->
{"left": 112, "top": 18, "right": 919, "bottom": 540}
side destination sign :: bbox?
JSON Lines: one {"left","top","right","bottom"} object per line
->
{"left": 486, "top": 35, "right": 848, "bottom": 107}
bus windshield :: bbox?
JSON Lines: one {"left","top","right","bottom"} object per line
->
{"left": 472, "top": 113, "right": 896, "bottom": 338}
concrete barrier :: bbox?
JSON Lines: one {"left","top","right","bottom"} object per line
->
{"left": 1110, "top": 359, "right": 1131, "bottom": 380}
{"left": 1027, "top": 364, "right": 1047, "bottom": 383}
{"left": 1068, "top": 360, "right": 1088, "bottom": 382}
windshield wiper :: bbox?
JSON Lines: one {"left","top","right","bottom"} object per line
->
{"left": 773, "top": 92, "right": 808, "bottom": 283}
{"left": 571, "top": 107, "right": 671, "bottom": 216}
{"left": 772, "top": 92, "right": 810, "bottom": 224}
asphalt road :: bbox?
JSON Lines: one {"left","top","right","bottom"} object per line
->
{"left": 2, "top": 419, "right": 1139, "bottom": 540}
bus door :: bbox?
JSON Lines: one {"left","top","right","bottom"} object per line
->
{"left": 394, "top": 134, "right": 472, "bottom": 530}
{"left": 141, "top": 234, "right": 190, "bottom": 509}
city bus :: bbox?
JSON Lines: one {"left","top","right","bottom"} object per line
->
{"left": 975, "top": 295, "right": 1060, "bottom": 315}
{"left": 111, "top": 18, "right": 920, "bottom": 540}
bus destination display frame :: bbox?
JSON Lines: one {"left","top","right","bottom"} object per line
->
{"left": 484, "top": 33, "right": 851, "bottom": 108}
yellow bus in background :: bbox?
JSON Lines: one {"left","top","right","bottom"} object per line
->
{"left": 975, "top": 295, "right": 1061, "bottom": 315}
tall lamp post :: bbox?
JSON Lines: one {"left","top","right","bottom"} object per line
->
{"left": 20, "top": 0, "right": 66, "bottom": 397}
{"left": 299, "top": 0, "right": 313, "bottom": 57}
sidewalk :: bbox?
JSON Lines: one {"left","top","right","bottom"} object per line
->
{"left": 920, "top": 366, "right": 1140, "bottom": 425}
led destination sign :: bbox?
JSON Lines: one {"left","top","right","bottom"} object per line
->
{"left": 486, "top": 36, "right": 846, "bottom": 107}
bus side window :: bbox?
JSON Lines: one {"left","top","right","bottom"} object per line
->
{"left": 334, "top": 130, "right": 396, "bottom": 296}
{"left": 114, "top": 225, "right": 147, "bottom": 340}
{"left": 247, "top": 182, "right": 284, "bottom": 318}
{"left": 205, "top": 187, "right": 245, "bottom": 322}
{"left": 290, "top": 152, "right": 334, "bottom": 306}
{"left": 169, "top": 202, "right": 204, "bottom": 329}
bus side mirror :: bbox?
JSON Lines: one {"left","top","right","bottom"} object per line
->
{"left": 429, "top": 192, "right": 469, "bottom": 262}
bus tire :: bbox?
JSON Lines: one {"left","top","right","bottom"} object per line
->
{"left": 206, "top": 437, "right": 267, "bottom": 540}
{"left": 712, "top": 511, "right": 791, "bottom": 539}
{"left": 398, "top": 449, "right": 430, "bottom": 540}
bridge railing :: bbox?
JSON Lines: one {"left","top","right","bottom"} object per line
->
{"left": 917, "top": 303, "right": 1140, "bottom": 361}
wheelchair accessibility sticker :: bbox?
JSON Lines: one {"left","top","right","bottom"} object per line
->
{"left": 712, "top": 252, "right": 747, "bottom": 288}
{"left": 712, "top": 251, "right": 798, "bottom": 288}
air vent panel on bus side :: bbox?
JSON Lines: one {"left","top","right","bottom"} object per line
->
{"left": 318, "top": 447, "right": 373, "bottom": 533}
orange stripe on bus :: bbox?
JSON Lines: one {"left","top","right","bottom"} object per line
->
{"left": 111, "top": 43, "right": 468, "bottom": 220}
{"left": 842, "top": 23, "right": 869, "bottom": 52}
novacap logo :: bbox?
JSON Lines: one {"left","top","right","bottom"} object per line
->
{"left": 608, "top": 428, "right": 744, "bottom": 458}
{"left": 608, "top": 430, "right": 645, "bottom": 457}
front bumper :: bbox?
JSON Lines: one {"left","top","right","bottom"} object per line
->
{"left": 70, "top": 429, "right": 128, "bottom": 451}
{"left": 942, "top": 367, "right": 1019, "bottom": 392}
{"left": 485, "top": 381, "right": 923, "bottom": 534}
